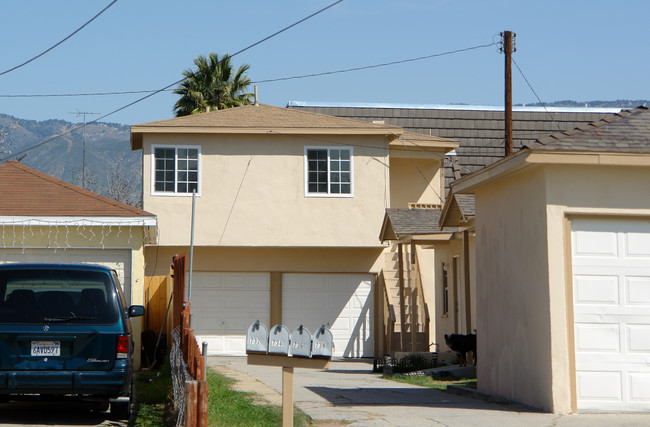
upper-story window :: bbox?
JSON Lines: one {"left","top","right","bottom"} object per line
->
{"left": 305, "top": 147, "right": 353, "bottom": 197}
{"left": 152, "top": 146, "right": 200, "bottom": 195}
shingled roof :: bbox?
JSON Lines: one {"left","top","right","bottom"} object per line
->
{"left": 525, "top": 106, "right": 650, "bottom": 152}
{"left": 131, "top": 104, "right": 405, "bottom": 149}
{"left": 380, "top": 208, "right": 458, "bottom": 241}
{"left": 288, "top": 102, "right": 621, "bottom": 188}
{"left": 0, "top": 161, "right": 154, "bottom": 220}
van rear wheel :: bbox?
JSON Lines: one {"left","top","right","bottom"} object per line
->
{"left": 110, "top": 398, "right": 131, "bottom": 420}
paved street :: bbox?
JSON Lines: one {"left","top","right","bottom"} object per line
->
{"left": 208, "top": 356, "right": 650, "bottom": 427}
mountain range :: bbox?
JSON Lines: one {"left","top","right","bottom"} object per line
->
{"left": 1, "top": 99, "right": 648, "bottom": 208}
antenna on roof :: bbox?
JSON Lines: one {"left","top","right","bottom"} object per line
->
{"left": 254, "top": 85, "right": 259, "bottom": 106}
{"left": 69, "top": 109, "right": 99, "bottom": 190}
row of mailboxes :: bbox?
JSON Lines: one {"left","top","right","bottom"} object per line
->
{"left": 246, "top": 321, "right": 333, "bottom": 358}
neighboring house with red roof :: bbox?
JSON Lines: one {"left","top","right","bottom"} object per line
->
{"left": 131, "top": 103, "right": 458, "bottom": 357}
{"left": 0, "top": 160, "right": 157, "bottom": 366}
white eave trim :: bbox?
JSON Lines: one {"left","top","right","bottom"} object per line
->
{"left": 0, "top": 216, "right": 157, "bottom": 227}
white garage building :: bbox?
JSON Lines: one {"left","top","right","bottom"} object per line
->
{"left": 451, "top": 106, "right": 650, "bottom": 413}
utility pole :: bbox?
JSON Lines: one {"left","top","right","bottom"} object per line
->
{"left": 500, "top": 31, "right": 516, "bottom": 156}
{"left": 70, "top": 110, "right": 99, "bottom": 189}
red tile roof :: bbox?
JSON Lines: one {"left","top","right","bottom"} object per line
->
{"left": 0, "top": 161, "right": 152, "bottom": 217}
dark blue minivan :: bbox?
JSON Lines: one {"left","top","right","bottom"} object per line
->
{"left": 0, "top": 264, "right": 144, "bottom": 419}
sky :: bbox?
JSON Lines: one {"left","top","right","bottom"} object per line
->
{"left": 0, "top": 0, "right": 648, "bottom": 126}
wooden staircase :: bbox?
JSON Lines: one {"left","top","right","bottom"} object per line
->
{"left": 382, "top": 243, "right": 430, "bottom": 353}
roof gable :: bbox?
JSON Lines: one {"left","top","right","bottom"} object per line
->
{"left": 0, "top": 161, "right": 152, "bottom": 218}
{"left": 131, "top": 104, "right": 403, "bottom": 149}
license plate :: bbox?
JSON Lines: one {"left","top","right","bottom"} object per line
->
{"left": 31, "top": 341, "right": 61, "bottom": 357}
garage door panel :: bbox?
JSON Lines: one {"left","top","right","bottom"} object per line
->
{"left": 577, "top": 371, "right": 622, "bottom": 401}
{"left": 192, "top": 272, "right": 270, "bottom": 355}
{"left": 627, "top": 277, "right": 650, "bottom": 304}
{"left": 627, "top": 325, "right": 650, "bottom": 352}
{"left": 630, "top": 374, "right": 650, "bottom": 401}
{"left": 575, "top": 323, "right": 620, "bottom": 352}
{"left": 572, "top": 219, "right": 650, "bottom": 411}
{"left": 626, "top": 232, "right": 650, "bottom": 257}
{"left": 574, "top": 275, "right": 619, "bottom": 305}
{"left": 282, "top": 273, "right": 373, "bottom": 358}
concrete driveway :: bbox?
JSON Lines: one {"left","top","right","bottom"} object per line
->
{"left": 207, "top": 357, "right": 650, "bottom": 427}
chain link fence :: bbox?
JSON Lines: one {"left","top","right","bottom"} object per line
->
{"left": 170, "top": 327, "right": 190, "bottom": 426}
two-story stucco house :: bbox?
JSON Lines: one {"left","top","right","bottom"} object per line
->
{"left": 131, "top": 104, "right": 457, "bottom": 357}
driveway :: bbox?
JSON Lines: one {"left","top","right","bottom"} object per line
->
{"left": 207, "top": 357, "right": 650, "bottom": 427}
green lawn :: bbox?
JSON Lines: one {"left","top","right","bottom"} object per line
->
{"left": 132, "top": 358, "right": 312, "bottom": 426}
{"left": 385, "top": 374, "right": 477, "bottom": 391}
{"left": 206, "top": 368, "right": 312, "bottom": 427}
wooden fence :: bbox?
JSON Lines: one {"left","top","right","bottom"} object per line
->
{"left": 172, "top": 254, "right": 209, "bottom": 427}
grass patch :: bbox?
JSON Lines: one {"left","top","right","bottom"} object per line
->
{"left": 206, "top": 368, "right": 312, "bottom": 427}
{"left": 133, "top": 357, "right": 173, "bottom": 426}
{"left": 385, "top": 374, "right": 476, "bottom": 391}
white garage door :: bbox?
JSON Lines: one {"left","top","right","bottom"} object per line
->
{"left": 572, "top": 219, "right": 650, "bottom": 412}
{"left": 190, "top": 272, "right": 270, "bottom": 356}
{"left": 282, "top": 273, "right": 374, "bottom": 358}
{"left": 0, "top": 248, "right": 132, "bottom": 303}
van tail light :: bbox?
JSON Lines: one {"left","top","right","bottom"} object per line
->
{"left": 116, "top": 335, "right": 129, "bottom": 359}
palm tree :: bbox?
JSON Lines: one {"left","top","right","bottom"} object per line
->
{"left": 173, "top": 53, "right": 253, "bottom": 116}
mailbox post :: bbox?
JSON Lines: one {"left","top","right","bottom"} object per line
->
{"left": 246, "top": 322, "right": 333, "bottom": 427}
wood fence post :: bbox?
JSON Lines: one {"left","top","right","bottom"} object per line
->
{"left": 197, "top": 380, "right": 209, "bottom": 427}
{"left": 195, "top": 353, "right": 205, "bottom": 382}
{"left": 184, "top": 380, "right": 198, "bottom": 427}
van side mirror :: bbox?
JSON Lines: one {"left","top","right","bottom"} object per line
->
{"left": 128, "top": 305, "right": 145, "bottom": 317}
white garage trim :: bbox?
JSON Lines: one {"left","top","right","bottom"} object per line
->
{"left": 571, "top": 218, "right": 650, "bottom": 412}
{"left": 190, "top": 272, "right": 270, "bottom": 356}
{"left": 0, "top": 247, "right": 133, "bottom": 304}
{"left": 282, "top": 273, "right": 374, "bottom": 358}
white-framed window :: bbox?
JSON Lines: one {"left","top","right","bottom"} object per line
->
{"left": 151, "top": 145, "right": 201, "bottom": 195}
{"left": 304, "top": 146, "right": 353, "bottom": 197}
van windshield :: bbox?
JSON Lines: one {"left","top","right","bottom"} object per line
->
{"left": 0, "top": 269, "right": 120, "bottom": 325}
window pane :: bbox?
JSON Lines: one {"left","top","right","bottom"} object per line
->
{"left": 331, "top": 172, "right": 340, "bottom": 183}
{"left": 188, "top": 172, "right": 198, "bottom": 182}
{"left": 188, "top": 160, "right": 198, "bottom": 170}
{"left": 330, "top": 183, "right": 340, "bottom": 193}
{"left": 330, "top": 161, "right": 339, "bottom": 171}
{"left": 308, "top": 183, "right": 318, "bottom": 192}
{"left": 178, "top": 160, "right": 187, "bottom": 170}
{"left": 155, "top": 182, "right": 164, "bottom": 192}
{"left": 341, "top": 161, "right": 350, "bottom": 172}
{"left": 178, "top": 171, "right": 187, "bottom": 181}
{"left": 318, "top": 183, "right": 327, "bottom": 192}
{"left": 187, "top": 149, "right": 198, "bottom": 159}
{"left": 188, "top": 183, "right": 198, "bottom": 193}
{"left": 341, "top": 184, "right": 351, "bottom": 194}
{"left": 341, "top": 172, "right": 350, "bottom": 183}
{"left": 177, "top": 183, "right": 187, "bottom": 193}
{"left": 340, "top": 149, "right": 350, "bottom": 160}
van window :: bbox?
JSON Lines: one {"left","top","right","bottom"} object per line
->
{"left": 0, "top": 269, "right": 119, "bottom": 324}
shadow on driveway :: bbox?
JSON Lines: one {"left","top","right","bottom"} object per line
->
{"left": 305, "top": 385, "right": 544, "bottom": 413}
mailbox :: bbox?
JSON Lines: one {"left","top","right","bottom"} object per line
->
{"left": 246, "top": 320, "right": 269, "bottom": 354}
{"left": 290, "top": 325, "right": 312, "bottom": 358}
{"left": 312, "top": 325, "right": 333, "bottom": 358}
{"left": 268, "top": 324, "right": 291, "bottom": 355}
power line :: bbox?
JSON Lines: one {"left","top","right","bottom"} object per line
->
{"left": 0, "top": 0, "right": 345, "bottom": 162}
{"left": 254, "top": 42, "right": 498, "bottom": 84}
{"left": 0, "top": 0, "right": 119, "bottom": 77}
{"left": 511, "top": 57, "right": 562, "bottom": 132}
{"left": 0, "top": 41, "right": 497, "bottom": 99}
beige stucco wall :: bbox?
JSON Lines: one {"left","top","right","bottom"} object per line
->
{"left": 142, "top": 133, "right": 391, "bottom": 248}
{"left": 473, "top": 165, "right": 554, "bottom": 411}
{"left": 145, "top": 245, "right": 385, "bottom": 277}
{"left": 473, "top": 161, "right": 650, "bottom": 413}
{"left": 0, "top": 224, "right": 147, "bottom": 369}
{"left": 389, "top": 157, "right": 443, "bottom": 208}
